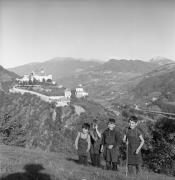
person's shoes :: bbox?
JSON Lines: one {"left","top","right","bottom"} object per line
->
{"left": 106, "top": 165, "right": 112, "bottom": 170}
{"left": 112, "top": 163, "right": 118, "bottom": 171}
{"left": 112, "top": 167, "right": 118, "bottom": 171}
{"left": 96, "top": 164, "right": 101, "bottom": 168}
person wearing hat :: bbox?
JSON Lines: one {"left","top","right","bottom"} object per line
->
{"left": 101, "top": 118, "right": 121, "bottom": 171}
{"left": 89, "top": 119, "right": 102, "bottom": 167}
{"left": 123, "top": 115, "right": 144, "bottom": 176}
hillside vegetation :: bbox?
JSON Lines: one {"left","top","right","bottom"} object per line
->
{"left": 0, "top": 91, "right": 118, "bottom": 154}
{"left": 1, "top": 91, "right": 175, "bottom": 177}
{"left": 98, "top": 59, "right": 158, "bottom": 73}
{"left": 0, "top": 91, "right": 72, "bottom": 152}
{"left": 133, "top": 63, "right": 175, "bottom": 100}
{"left": 0, "top": 65, "right": 19, "bottom": 91}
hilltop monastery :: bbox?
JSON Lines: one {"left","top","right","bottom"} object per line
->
{"left": 13, "top": 70, "right": 88, "bottom": 107}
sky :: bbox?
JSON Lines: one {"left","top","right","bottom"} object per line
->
{"left": 0, "top": 0, "right": 175, "bottom": 68}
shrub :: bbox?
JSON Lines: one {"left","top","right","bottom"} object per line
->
{"left": 143, "top": 118, "right": 175, "bottom": 175}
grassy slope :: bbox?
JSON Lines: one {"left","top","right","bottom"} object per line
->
{"left": 0, "top": 145, "right": 174, "bottom": 180}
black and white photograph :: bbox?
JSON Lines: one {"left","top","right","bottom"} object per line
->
{"left": 0, "top": 0, "right": 175, "bottom": 179}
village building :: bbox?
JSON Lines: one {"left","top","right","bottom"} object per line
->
{"left": 49, "top": 96, "right": 70, "bottom": 107}
{"left": 12, "top": 70, "right": 73, "bottom": 107}
{"left": 75, "top": 84, "right": 88, "bottom": 98}
{"left": 14, "top": 72, "right": 89, "bottom": 106}
{"left": 16, "top": 75, "right": 30, "bottom": 83}
{"left": 64, "top": 89, "right": 72, "bottom": 98}
{"left": 16, "top": 70, "right": 53, "bottom": 84}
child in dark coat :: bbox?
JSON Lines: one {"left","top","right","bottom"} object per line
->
{"left": 101, "top": 118, "right": 121, "bottom": 171}
{"left": 90, "top": 119, "right": 102, "bottom": 167}
{"left": 123, "top": 115, "right": 145, "bottom": 175}
{"left": 75, "top": 123, "right": 91, "bottom": 166}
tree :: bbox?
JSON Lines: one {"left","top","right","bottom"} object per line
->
{"left": 46, "top": 79, "right": 52, "bottom": 83}
{"left": 33, "top": 78, "right": 39, "bottom": 85}
{"left": 143, "top": 117, "right": 175, "bottom": 175}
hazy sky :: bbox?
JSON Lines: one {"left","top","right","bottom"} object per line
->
{"left": 1, "top": 0, "right": 175, "bottom": 68}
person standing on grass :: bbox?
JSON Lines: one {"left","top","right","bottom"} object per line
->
{"left": 89, "top": 119, "right": 102, "bottom": 167}
{"left": 75, "top": 123, "right": 91, "bottom": 166}
{"left": 101, "top": 118, "right": 121, "bottom": 171}
{"left": 123, "top": 115, "right": 145, "bottom": 176}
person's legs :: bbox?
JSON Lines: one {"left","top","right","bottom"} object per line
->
{"left": 83, "top": 155, "right": 88, "bottom": 166}
{"left": 90, "top": 154, "right": 95, "bottom": 166}
{"left": 95, "top": 154, "right": 101, "bottom": 167}
{"left": 79, "top": 155, "right": 83, "bottom": 164}
{"left": 112, "top": 162, "right": 118, "bottom": 171}
{"left": 106, "top": 161, "right": 112, "bottom": 170}
{"left": 93, "top": 154, "right": 98, "bottom": 166}
{"left": 136, "top": 164, "right": 141, "bottom": 175}
{"left": 128, "top": 164, "right": 134, "bottom": 175}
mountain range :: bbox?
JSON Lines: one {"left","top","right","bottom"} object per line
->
{"left": 9, "top": 57, "right": 102, "bottom": 79}
{"left": 133, "top": 63, "right": 175, "bottom": 102}
{"left": 5, "top": 57, "right": 175, "bottom": 105}
{"left": 1, "top": 56, "right": 175, "bottom": 107}
{"left": 9, "top": 56, "right": 174, "bottom": 77}
{"left": 150, "top": 56, "right": 174, "bottom": 66}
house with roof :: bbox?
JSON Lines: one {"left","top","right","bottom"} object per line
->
{"left": 75, "top": 84, "right": 88, "bottom": 98}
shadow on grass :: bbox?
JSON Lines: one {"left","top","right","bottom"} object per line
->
{"left": 0, "top": 164, "right": 58, "bottom": 180}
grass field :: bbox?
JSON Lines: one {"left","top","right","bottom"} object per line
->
{"left": 0, "top": 145, "right": 174, "bottom": 180}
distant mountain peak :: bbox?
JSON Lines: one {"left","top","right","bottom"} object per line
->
{"left": 9, "top": 58, "right": 102, "bottom": 78}
{"left": 150, "top": 56, "right": 174, "bottom": 65}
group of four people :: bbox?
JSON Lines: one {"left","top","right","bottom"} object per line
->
{"left": 75, "top": 116, "right": 145, "bottom": 175}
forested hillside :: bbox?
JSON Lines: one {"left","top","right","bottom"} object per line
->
{"left": 0, "top": 91, "right": 118, "bottom": 154}
{"left": 133, "top": 63, "right": 175, "bottom": 100}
